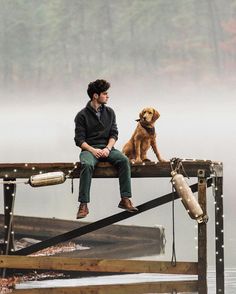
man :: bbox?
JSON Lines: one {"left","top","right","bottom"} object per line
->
{"left": 74, "top": 79, "right": 138, "bottom": 219}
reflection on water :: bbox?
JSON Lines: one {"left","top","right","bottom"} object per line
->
{"left": 208, "top": 267, "right": 236, "bottom": 294}
{"left": 16, "top": 268, "right": 236, "bottom": 293}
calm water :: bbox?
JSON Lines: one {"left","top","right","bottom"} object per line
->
{"left": 16, "top": 267, "right": 236, "bottom": 293}
{"left": 207, "top": 268, "right": 236, "bottom": 294}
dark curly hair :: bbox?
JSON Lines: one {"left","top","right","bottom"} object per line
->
{"left": 87, "top": 79, "right": 110, "bottom": 100}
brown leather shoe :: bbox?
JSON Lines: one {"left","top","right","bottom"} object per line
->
{"left": 118, "top": 197, "right": 138, "bottom": 212}
{"left": 76, "top": 203, "right": 89, "bottom": 219}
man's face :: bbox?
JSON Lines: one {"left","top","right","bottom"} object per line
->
{"left": 97, "top": 91, "right": 109, "bottom": 104}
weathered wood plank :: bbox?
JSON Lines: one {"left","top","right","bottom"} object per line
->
{"left": 198, "top": 173, "right": 207, "bottom": 294}
{"left": 14, "top": 280, "right": 198, "bottom": 294}
{"left": 0, "top": 160, "right": 221, "bottom": 179}
{"left": 0, "top": 256, "right": 198, "bottom": 275}
{"left": 13, "top": 280, "right": 198, "bottom": 294}
{"left": 215, "top": 176, "right": 225, "bottom": 294}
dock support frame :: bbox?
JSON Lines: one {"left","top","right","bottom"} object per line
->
{"left": 0, "top": 161, "right": 225, "bottom": 293}
{"left": 198, "top": 169, "right": 207, "bottom": 294}
{"left": 3, "top": 179, "right": 16, "bottom": 255}
{"left": 213, "top": 168, "right": 224, "bottom": 294}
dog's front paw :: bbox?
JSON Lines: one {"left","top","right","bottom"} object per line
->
{"left": 143, "top": 158, "right": 151, "bottom": 162}
{"left": 134, "top": 158, "right": 142, "bottom": 164}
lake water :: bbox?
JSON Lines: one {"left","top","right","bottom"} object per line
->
{"left": 16, "top": 267, "right": 236, "bottom": 293}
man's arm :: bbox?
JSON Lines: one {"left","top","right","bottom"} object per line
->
{"left": 109, "top": 111, "right": 118, "bottom": 141}
{"left": 74, "top": 114, "right": 86, "bottom": 147}
{"left": 74, "top": 113, "right": 103, "bottom": 159}
{"left": 101, "top": 109, "right": 118, "bottom": 157}
{"left": 100, "top": 137, "right": 116, "bottom": 158}
{"left": 106, "top": 137, "right": 116, "bottom": 150}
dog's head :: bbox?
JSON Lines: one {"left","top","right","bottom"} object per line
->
{"left": 139, "top": 107, "right": 160, "bottom": 124}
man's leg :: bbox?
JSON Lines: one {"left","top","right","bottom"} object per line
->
{"left": 107, "top": 149, "right": 138, "bottom": 212}
{"left": 107, "top": 149, "right": 131, "bottom": 197}
{"left": 77, "top": 151, "right": 98, "bottom": 218}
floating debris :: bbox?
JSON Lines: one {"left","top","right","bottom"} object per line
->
{"left": 30, "top": 241, "right": 89, "bottom": 256}
{"left": 0, "top": 277, "right": 19, "bottom": 293}
{"left": 0, "top": 239, "right": 89, "bottom": 292}
{"left": 0, "top": 272, "right": 67, "bottom": 293}
{"left": 14, "top": 238, "right": 89, "bottom": 256}
{"left": 20, "top": 271, "right": 67, "bottom": 282}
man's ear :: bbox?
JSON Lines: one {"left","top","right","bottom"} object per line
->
{"left": 94, "top": 93, "right": 98, "bottom": 99}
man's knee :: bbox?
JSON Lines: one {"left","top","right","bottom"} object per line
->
{"left": 115, "top": 154, "right": 130, "bottom": 167}
{"left": 80, "top": 151, "right": 96, "bottom": 172}
{"left": 80, "top": 161, "right": 95, "bottom": 172}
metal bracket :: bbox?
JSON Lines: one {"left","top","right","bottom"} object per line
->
{"left": 198, "top": 169, "right": 205, "bottom": 178}
{"left": 198, "top": 169, "right": 206, "bottom": 185}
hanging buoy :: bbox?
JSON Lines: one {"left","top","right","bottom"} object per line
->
{"left": 171, "top": 171, "right": 208, "bottom": 223}
{"left": 28, "top": 172, "right": 66, "bottom": 187}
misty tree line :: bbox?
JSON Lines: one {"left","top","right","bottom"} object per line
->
{"left": 0, "top": 0, "right": 236, "bottom": 90}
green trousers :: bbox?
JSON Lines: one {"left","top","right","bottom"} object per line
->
{"left": 79, "top": 147, "right": 132, "bottom": 203}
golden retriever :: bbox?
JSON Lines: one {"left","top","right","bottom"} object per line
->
{"left": 122, "top": 107, "right": 165, "bottom": 163}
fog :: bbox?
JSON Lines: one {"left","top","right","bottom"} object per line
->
{"left": 1, "top": 84, "right": 236, "bottom": 267}
{"left": 1, "top": 0, "right": 236, "bottom": 268}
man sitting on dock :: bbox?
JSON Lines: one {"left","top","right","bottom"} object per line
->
{"left": 74, "top": 79, "right": 138, "bottom": 219}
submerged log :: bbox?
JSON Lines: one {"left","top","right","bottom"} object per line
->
{"left": 0, "top": 215, "right": 165, "bottom": 259}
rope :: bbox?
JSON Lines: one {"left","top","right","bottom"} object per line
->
{"left": 66, "top": 164, "right": 78, "bottom": 194}
{"left": 171, "top": 182, "right": 177, "bottom": 266}
{"left": 170, "top": 157, "right": 189, "bottom": 178}
{"left": 170, "top": 158, "right": 178, "bottom": 266}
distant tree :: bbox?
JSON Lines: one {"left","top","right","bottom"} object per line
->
{"left": 0, "top": 0, "right": 236, "bottom": 91}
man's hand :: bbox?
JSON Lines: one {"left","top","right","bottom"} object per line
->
{"left": 81, "top": 142, "right": 112, "bottom": 158}
{"left": 91, "top": 148, "right": 103, "bottom": 158}
{"left": 101, "top": 147, "right": 110, "bottom": 158}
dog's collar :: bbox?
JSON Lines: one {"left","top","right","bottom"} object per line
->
{"left": 136, "top": 119, "right": 155, "bottom": 135}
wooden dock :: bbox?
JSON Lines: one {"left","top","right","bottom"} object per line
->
{"left": 0, "top": 160, "right": 224, "bottom": 293}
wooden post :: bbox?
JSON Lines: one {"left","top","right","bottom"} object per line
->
{"left": 3, "top": 179, "right": 16, "bottom": 254}
{"left": 2, "top": 179, "right": 16, "bottom": 277}
{"left": 198, "top": 169, "right": 207, "bottom": 294}
{"left": 214, "top": 175, "right": 224, "bottom": 294}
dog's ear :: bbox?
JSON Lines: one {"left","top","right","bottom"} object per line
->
{"left": 152, "top": 109, "right": 160, "bottom": 121}
{"left": 139, "top": 109, "right": 144, "bottom": 119}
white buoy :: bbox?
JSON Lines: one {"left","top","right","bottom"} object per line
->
{"left": 171, "top": 171, "right": 208, "bottom": 223}
{"left": 28, "top": 172, "right": 66, "bottom": 187}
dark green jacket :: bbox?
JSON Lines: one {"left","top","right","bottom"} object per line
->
{"left": 74, "top": 101, "right": 118, "bottom": 148}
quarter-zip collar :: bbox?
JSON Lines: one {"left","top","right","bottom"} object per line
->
{"left": 86, "top": 101, "right": 105, "bottom": 116}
